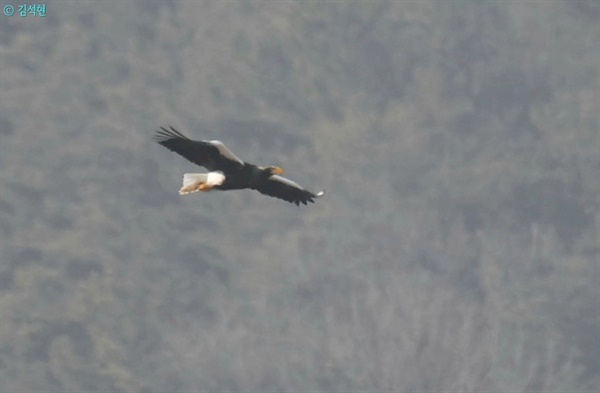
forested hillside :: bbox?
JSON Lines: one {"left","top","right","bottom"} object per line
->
{"left": 1, "top": 1, "right": 598, "bottom": 391}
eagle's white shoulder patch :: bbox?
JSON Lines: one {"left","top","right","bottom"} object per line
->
{"left": 207, "top": 140, "right": 244, "bottom": 165}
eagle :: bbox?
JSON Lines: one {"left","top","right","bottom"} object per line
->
{"left": 154, "top": 127, "right": 324, "bottom": 205}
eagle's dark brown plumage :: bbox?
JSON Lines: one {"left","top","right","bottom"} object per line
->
{"left": 155, "top": 127, "right": 324, "bottom": 205}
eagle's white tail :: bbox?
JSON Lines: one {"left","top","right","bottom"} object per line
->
{"left": 179, "top": 172, "right": 224, "bottom": 195}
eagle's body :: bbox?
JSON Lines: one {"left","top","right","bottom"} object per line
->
{"left": 155, "top": 127, "right": 324, "bottom": 205}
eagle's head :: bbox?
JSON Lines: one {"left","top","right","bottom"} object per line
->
{"left": 260, "top": 166, "right": 284, "bottom": 177}
{"left": 268, "top": 166, "right": 284, "bottom": 176}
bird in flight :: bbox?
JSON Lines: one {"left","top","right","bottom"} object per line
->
{"left": 154, "top": 127, "right": 324, "bottom": 205}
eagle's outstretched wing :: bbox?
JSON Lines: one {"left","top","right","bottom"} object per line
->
{"left": 154, "top": 126, "right": 244, "bottom": 172}
{"left": 254, "top": 175, "right": 324, "bottom": 205}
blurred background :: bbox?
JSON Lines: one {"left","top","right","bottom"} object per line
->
{"left": 1, "top": 1, "right": 598, "bottom": 391}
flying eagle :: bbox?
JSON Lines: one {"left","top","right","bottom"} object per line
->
{"left": 154, "top": 127, "right": 324, "bottom": 205}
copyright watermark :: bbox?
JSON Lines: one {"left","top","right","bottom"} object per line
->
{"left": 3, "top": 4, "right": 46, "bottom": 17}
{"left": 3, "top": 5, "right": 14, "bottom": 16}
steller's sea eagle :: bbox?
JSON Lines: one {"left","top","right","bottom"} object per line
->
{"left": 154, "top": 127, "right": 324, "bottom": 205}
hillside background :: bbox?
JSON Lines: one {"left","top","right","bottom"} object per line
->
{"left": 1, "top": 1, "right": 598, "bottom": 391}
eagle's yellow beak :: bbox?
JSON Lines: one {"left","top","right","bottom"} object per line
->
{"left": 271, "top": 166, "right": 284, "bottom": 175}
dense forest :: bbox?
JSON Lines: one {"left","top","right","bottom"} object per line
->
{"left": 1, "top": 1, "right": 598, "bottom": 391}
